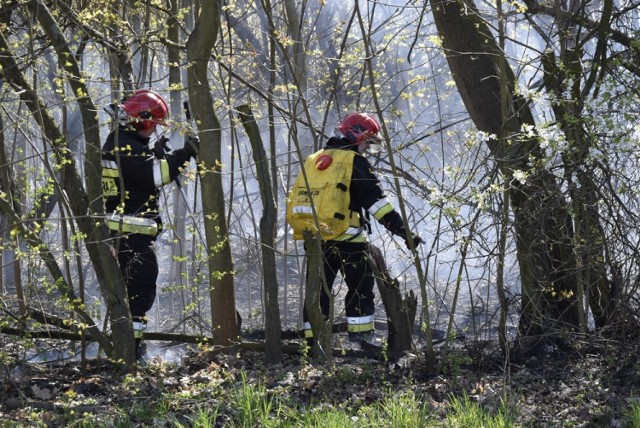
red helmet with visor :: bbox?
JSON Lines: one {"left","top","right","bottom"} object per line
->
{"left": 121, "top": 89, "right": 169, "bottom": 132}
{"left": 337, "top": 112, "right": 382, "bottom": 144}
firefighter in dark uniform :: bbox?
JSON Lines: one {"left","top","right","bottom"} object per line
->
{"left": 101, "top": 89, "right": 199, "bottom": 359}
{"left": 299, "top": 112, "right": 423, "bottom": 345}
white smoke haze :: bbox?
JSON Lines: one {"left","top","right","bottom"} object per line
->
{"left": 3, "top": 0, "right": 638, "bottom": 362}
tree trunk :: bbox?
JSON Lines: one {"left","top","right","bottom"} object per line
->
{"left": 29, "top": 0, "right": 136, "bottom": 364}
{"left": 0, "top": 113, "right": 26, "bottom": 316}
{"left": 429, "top": 0, "right": 580, "bottom": 350}
{"left": 236, "top": 104, "right": 282, "bottom": 364}
{"left": 367, "top": 244, "right": 417, "bottom": 360}
{"left": 186, "top": 0, "right": 239, "bottom": 345}
{"left": 303, "top": 232, "right": 332, "bottom": 361}
{"left": 1, "top": 5, "right": 132, "bottom": 363}
{"left": 283, "top": 0, "right": 307, "bottom": 94}
{"left": 541, "top": 49, "right": 614, "bottom": 329}
{"left": 166, "top": 0, "right": 188, "bottom": 321}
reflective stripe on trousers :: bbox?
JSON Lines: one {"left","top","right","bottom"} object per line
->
{"left": 303, "top": 322, "right": 314, "bottom": 338}
{"left": 304, "top": 317, "right": 374, "bottom": 338}
{"left": 133, "top": 320, "right": 147, "bottom": 339}
{"left": 347, "top": 314, "right": 374, "bottom": 333}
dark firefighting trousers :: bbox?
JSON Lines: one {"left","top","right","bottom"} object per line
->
{"left": 117, "top": 233, "right": 159, "bottom": 321}
{"left": 303, "top": 241, "right": 375, "bottom": 337}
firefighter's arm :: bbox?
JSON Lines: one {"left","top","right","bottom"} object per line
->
{"left": 377, "top": 209, "right": 423, "bottom": 249}
{"left": 119, "top": 140, "right": 188, "bottom": 189}
{"left": 353, "top": 156, "right": 423, "bottom": 248}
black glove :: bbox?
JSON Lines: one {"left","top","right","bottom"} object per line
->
{"left": 183, "top": 135, "right": 199, "bottom": 158}
{"left": 404, "top": 232, "right": 424, "bottom": 249}
{"left": 151, "top": 136, "right": 170, "bottom": 159}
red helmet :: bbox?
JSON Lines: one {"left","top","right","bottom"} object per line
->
{"left": 336, "top": 112, "right": 382, "bottom": 144}
{"left": 121, "top": 89, "right": 169, "bottom": 132}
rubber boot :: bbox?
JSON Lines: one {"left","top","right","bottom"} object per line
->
{"left": 132, "top": 317, "right": 147, "bottom": 363}
{"left": 348, "top": 330, "right": 376, "bottom": 344}
{"left": 135, "top": 338, "right": 147, "bottom": 362}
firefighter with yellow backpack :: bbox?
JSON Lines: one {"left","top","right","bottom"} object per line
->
{"left": 287, "top": 112, "right": 423, "bottom": 346}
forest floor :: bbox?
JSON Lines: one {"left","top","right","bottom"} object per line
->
{"left": 2, "top": 331, "right": 640, "bottom": 427}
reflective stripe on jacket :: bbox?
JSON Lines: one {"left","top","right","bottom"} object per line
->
{"left": 106, "top": 214, "right": 159, "bottom": 236}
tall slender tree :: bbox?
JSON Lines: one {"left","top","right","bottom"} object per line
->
{"left": 186, "top": 0, "right": 240, "bottom": 345}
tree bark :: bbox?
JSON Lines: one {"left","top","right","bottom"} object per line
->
{"left": 541, "top": 49, "right": 613, "bottom": 329}
{"left": 165, "top": 0, "right": 188, "bottom": 321}
{"left": 0, "top": 112, "right": 26, "bottom": 316}
{"left": 367, "top": 244, "right": 417, "bottom": 360}
{"left": 186, "top": 0, "right": 239, "bottom": 345}
{"left": 236, "top": 104, "right": 282, "bottom": 364}
{"left": 303, "top": 232, "right": 332, "bottom": 361}
{"left": 0, "top": 7, "right": 132, "bottom": 363}
{"left": 429, "top": 0, "right": 580, "bottom": 350}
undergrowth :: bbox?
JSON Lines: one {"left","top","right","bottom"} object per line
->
{"left": 3, "top": 339, "right": 640, "bottom": 427}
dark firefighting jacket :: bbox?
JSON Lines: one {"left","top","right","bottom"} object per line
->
{"left": 101, "top": 127, "right": 192, "bottom": 236}
{"left": 320, "top": 137, "right": 409, "bottom": 242}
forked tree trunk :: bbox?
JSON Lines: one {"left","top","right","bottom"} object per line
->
{"left": 541, "top": 49, "right": 614, "bottom": 329}
{"left": 429, "top": 0, "right": 582, "bottom": 351}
